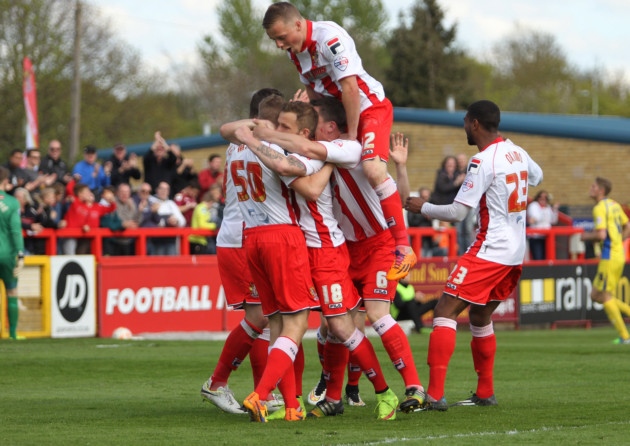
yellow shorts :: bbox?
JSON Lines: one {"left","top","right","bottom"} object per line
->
{"left": 593, "top": 259, "right": 624, "bottom": 295}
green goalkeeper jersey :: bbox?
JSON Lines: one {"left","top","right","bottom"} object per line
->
{"left": 0, "top": 190, "right": 24, "bottom": 260}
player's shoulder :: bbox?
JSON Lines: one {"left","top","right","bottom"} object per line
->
{"left": 313, "top": 20, "right": 354, "bottom": 56}
{"left": 0, "top": 192, "right": 18, "bottom": 207}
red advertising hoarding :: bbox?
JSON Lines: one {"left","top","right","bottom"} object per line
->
{"left": 97, "top": 256, "right": 323, "bottom": 337}
{"left": 98, "top": 257, "right": 237, "bottom": 337}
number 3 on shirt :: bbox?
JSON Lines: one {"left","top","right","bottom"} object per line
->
{"left": 506, "top": 171, "right": 528, "bottom": 213}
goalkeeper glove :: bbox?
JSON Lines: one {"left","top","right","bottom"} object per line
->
{"left": 13, "top": 252, "right": 24, "bottom": 278}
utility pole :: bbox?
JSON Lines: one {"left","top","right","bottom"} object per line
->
{"left": 69, "top": 0, "right": 82, "bottom": 161}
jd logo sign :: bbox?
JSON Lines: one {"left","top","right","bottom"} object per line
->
{"left": 56, "top": 261, "right": 88, "bottom": 322}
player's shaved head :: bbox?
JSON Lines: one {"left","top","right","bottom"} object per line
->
{"left": 263, "top": 2, "right": 302, "bottom": 29}
{"left": 281, "top": 101, "right": 318, "bottom": 137}
{"left": 311, "top": 97, "right": 347, "bottom": 133}
{"left": 467, "top": 100, "right": 501, "bottom": 132}
{"left": 250, "top": 88, "right": 283, "bottom": 118}
{"left": 258, "top": 95, "right": 285, "bottom": 126}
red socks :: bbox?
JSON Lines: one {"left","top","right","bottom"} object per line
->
{"left": 426, "top": 325, "right": 457, "bottom": 400}
{"left": 471, "top": 334, "right": 496, "bottom": 399}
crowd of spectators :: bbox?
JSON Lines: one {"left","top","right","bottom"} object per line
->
{"left": 5, "top": 134, "right": 224, "bottom": 257}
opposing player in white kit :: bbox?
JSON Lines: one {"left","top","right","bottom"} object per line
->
{"left": 200, "top": 89, "right": 285, "bottom": 415}
{"left": 262, "top": 2, "right": 417, "bottom": 281}
{"left": 246, "top": 99, "right": 400, "bottom": 420}
{"left": 405, "top": 100, "right": 543, "bottom": 410}
{"left": 254, "top": 96, "right": 425, "bottom": 414}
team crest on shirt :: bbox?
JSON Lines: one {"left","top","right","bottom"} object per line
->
{"left": 326, "top": 37, "right": 345, "bottom": 55}
{"left": 461, "top": 177, "right": 473, "bottom": 192}
{"left": 468, "top": 157, "right": 482, "bottom": 174}
{"left": 334, "top": 56, "right": 349, "bottom": 71}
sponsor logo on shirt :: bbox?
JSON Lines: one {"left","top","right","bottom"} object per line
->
{"left": 468, "top": 157, "right": 482, "bottom": 174}
{"left": 334, "top": 56, "right": 349, "bottom": 71}
{"left": 326, "top": 37, "right": 344, "bottom": 55}
{"left": 461, "top": 178, "right": 474, "bottom": 192}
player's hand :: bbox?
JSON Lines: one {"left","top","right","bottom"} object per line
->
{"left": 235, "top": 125, "right": 255, "bottom": 145}
{"left": 291, "top": 89, "right": 309, "bottom": 103}
{"left": 13, "top": 253, "right": 24, "bottom": 278}
{"left": 389, "top": 132, "right": 408, "bottom": 166}
{"left": 405, "top": 196, "right": 426, "bottom": 214}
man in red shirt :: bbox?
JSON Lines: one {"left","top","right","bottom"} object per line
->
{"left": 198, "top": 154, "right": 223, "bottom": 199}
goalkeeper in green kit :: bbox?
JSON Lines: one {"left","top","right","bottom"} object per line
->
{"left": 0, "top": 166, "right": 25, "bottom": 340}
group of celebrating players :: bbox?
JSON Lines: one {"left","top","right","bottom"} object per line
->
{"left": 200, "top": 2, "right": 545, "bottom": 422}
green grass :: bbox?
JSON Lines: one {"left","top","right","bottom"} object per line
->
{"left": 1, "top": 327, "right": 629, "bottom": 445}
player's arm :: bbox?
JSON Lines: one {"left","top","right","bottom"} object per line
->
{"left": 527, "top": 153, "right": 544, "bottom": 186}
{"left": 220, "top": 119, "right": 256, "bottom": 144}
{"left": 253, "top": 125, "right": 328, "bottom": 160}
{"left": 622, "top": 221, "right": 630, "bottom": 241}
{"left": 390, "top": 132, "right": 410, "bottom": 203}
{"left": 405, "top": 196, "right": 471, "bottom": 223}
{"left": 581, "top": 227, "right": 607, "bottom": 242}
{"left": 338, "top": 76, "right": 361, "bottom": 141}
{"left": 289, "top": 163, "right": 334, "bottom": 201}
{"left": 234, "top": 126, "right": 307, "bottom": 177}
{"left": 305, "top": 85, "right": 322, "bottom": 101}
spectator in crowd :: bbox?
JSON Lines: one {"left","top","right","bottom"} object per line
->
{"left": 61, "top": 180, "right": 116, "bottom": 255}
{"left": 4, "top": 149, "right": 26, "bottom": 193}
{"left": 456, "top": 153, "right": 475, "bottom": 255}
{"left": 407, "top": 186, "right": 437, "bottom": 257}
{"left": 189, "top": 184, "right": 223, "bottom": 255}
{"left": 198, "top": 154, "right": 224, "bottom": 199}
{"left": 38, "top": 187, "right": 66, "bottom": 231}
{"left": 431, "top": 155, "right": 465, "bottom": 205}
{"left": 40, "top": 139, "right": 72, "bottom": 186}
{"left": 174, "top": 180, "right": 200, "bottom": 225}
{"left": 108, "top": 143, "right": 141, "bottom": 187}
{"left": 72, "top": 145, "right": 112, "bottom": 195}
{"left": 143, "top": 132, "right": 178, "bottom": 192}
{"left": 22, "top": 149, "right": 55, "bottom": 195}
{"left": 527, "top": 190, "right": 560, "bottom": 260}
{"left": 392, "top": 278, "right": 437, "bottom": 334}
{"left": 148, "top": 181, "right": 186, "bottom": 256}
{"left": 101, "top": 183, "right": 139, "bottom": 256}
{"left": 134, "top": 182, "right": 157, "bottom": 225}
{"left": 14, "top": 187, "right": 44, "bottom": 254}
{"left": 432, "top": 220, "right": 452, "bottom": 257}
{"left": 171, "top": 144, "right": 198, "bottom": 195}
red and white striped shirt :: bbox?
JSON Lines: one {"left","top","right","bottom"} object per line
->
{"left": 321, "top": 138, "right": 389, "bottom": 242}
{"left": 284, "top": 154, "right": 345, "bottom": 249}
{"left": 289, "top": 20, "right": 385, "bottom": 113}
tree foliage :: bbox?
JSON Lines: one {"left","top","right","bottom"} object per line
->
{"left": 0, "top": 0, "right": 200, "bottom": 161}
{"left": 195, "top": 0, "right": 390, "bottom": 126}
{"left": 384, "top": 0, "right": 469, "bottom": 109}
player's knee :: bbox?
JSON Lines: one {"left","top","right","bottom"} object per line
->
{"left": 361, "top": 158, "right": 387, "bottom": 185}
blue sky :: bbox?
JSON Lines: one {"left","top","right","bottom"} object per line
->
{"left": 87, "top": 0, "right": 630, "bottom": 85}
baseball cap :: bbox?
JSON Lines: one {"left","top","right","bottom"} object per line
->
{"left": 84, "top": 145, "right": 97, "bottom": 154}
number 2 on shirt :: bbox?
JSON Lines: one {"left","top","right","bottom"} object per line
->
{"left": 506, "top": 171, "right": 528, "bottom": 213}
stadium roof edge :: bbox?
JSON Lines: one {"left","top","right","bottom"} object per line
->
{"left": 98, "top": 107, "right": 630, "bottom": 157}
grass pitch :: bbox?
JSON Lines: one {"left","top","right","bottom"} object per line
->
{"left": 1, "top": 327, "right": 629, "bottom": 445}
